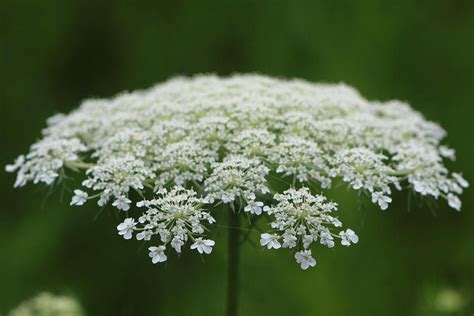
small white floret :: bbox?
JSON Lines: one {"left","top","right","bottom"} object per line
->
{"left": 190, "top": 238, "right": 215, "bottom": 254}
{"left": 452, "top": 173, "right": 469, "bottom": 188}
{"left": 117, "top": 218, "right": 136, "bottom": 240}
{"left": 148, "top": 246, "right": 167, "bottom": 264}
{"left": 112, "top": 196, "right": 132, "bottom": 211}
{"left": 244, "top": 200, "right": 264, "bottom": 215}
{"left": 260, "top": 233, "right": 281, "bottom": 249}
{"left": 70, "top": 190, "right": 88, "bottom": 206}
{"left": 371, "top": 192, "right": 392, "bottom": 210}
{"left": 339, "top": 229, "right": 359, "bottom": 246}
{"left": 295, "top": 250, "right": 317, "bottom": 270}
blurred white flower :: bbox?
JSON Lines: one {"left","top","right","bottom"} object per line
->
{"left": 5, "top": 155, "right": 24, "bottom": 172}
{"left": 9, "top": 292, "right": 84, "bottom": 316}
{"left": 452, "top": 173, "right": 469, "bottom": 188}
{"left": 447, "top": 193, "right": 461, "bottom": 211}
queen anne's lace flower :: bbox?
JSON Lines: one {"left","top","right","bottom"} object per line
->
{"left": 6, "top": 74, "right": 468, "bottom": 269}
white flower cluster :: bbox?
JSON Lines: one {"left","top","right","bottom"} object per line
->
{"left": 6, "top": 138, "right": 86, "bottom": 187}
{"left": 204, "top": 156, "right": 270, "bottom": 204}
{"left": 6, "top": 74, "right": 468, "bottom": 269}
{"left": 83, "top": 154, "right": 156, "bottom": 210}
{"left": 269, "top": 136, "right": 332, "bottom": 187}
{"left": 117, "top": 187, "right": 216, "bottom": 264}
{"left": 260, "top": 188, "right": 358, "bottom": 269}
{"left": 334, "top": 148, "right": 400, "bottom": 210}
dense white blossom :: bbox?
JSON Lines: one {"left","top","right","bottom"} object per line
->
{"left": 269, "top": 136, "right": 331, "bottom": 186}
{"left": 204, "top": 156, "right": 269, "bottom": 204}
{"left": 6, "top": 74, "right": 468, "bottom": 269}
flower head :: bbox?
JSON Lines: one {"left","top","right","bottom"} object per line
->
{"left": 5, "top": 74, "right": 468, "bottom": 269}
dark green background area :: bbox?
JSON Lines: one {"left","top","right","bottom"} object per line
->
{"left": 1, "top": 1, "right": 473, "bottom": 315}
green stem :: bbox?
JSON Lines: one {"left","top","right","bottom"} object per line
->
{"left": 65, "top": 161, "right": 94, "bottom": 170}
{"left": 226, "top": 209, "right": 240, "bottom": 316}
{"left": 387, "top": 169, "right": 415, "bottom": 176}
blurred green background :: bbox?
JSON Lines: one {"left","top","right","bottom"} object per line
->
{"left": 1, "top": 0, "right": 473, "bottom": 315}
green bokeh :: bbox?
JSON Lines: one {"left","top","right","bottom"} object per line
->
{"left": 1, "top": 1, "right": 473, "bottom": 315}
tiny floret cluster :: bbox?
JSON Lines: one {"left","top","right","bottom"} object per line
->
{"left": 6, "top": 74, "right": 468, "bottom": 269}
{"left": 117, "top": 187, "right": 216, "bottom": 262}
{"left": 260, "top": 188, "right": 358, "bottom": 268}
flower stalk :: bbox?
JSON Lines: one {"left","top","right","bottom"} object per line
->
{"left": 226, "top": 208, "right": 240, "bottom": 316}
